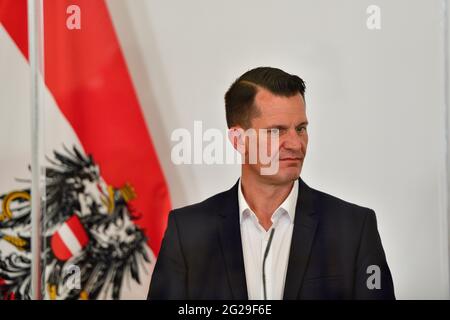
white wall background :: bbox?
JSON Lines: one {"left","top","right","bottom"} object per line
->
{"left": 106, "top": 0, "right": 450, "bottom": 299}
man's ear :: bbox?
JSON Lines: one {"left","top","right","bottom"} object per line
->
{"left": 228, "top": 126, "right": 245, "bottom": 154}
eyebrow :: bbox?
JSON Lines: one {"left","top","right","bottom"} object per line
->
{"left": 266, "top": 121, "right": 309, "bottom": 129}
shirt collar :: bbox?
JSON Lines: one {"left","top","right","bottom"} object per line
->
{"left": 238, "top": 178, "right": 299, "bottom": 224}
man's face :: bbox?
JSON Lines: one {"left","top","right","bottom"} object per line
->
{"left": 242, "top": 88, "right": 308, "bottom": 185}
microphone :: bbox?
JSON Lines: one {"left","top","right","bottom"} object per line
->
{"left": 262, "top": 228, "right": 275, "bottom": 300}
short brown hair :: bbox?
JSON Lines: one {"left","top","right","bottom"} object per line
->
{"left": 224, "top": 67, "right": 306, "bottom": 128}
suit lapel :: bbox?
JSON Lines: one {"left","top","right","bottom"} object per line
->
{"left": 283, "top": 178, "right": 319, "bottom": 299}
{"left": 217, "top": 178, "right": 319, "bottom": 300}
{"left": 218, "top": 180, "right": 248, "bottom": 299}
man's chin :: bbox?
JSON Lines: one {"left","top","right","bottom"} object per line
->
{"left": 280, "top": 169, "right": 301, "bottom": 183}
{"left": 259, "top": 167, "right": 301, "bottom": 185}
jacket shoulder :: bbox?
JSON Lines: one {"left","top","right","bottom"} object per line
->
{"left": 310, "top": 185, "right": 376, "bottom": 222}
{"left": 169, "top": 187, "right": 232, "bottom": 220}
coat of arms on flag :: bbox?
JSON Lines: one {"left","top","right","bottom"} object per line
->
{"left": 0, "top": 146, "right": 153, "bottom": 300}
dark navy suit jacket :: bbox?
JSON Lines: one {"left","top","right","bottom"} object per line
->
{"left": 148, "top": 178, "right": 395, "bottom": 300}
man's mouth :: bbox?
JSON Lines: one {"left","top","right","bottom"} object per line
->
{"left": 280, "top": 157, "right": 302, "bottom": 161}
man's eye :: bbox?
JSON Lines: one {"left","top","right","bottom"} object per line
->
{"left": 296, "top": 127, "right": 306, "bottom": 133}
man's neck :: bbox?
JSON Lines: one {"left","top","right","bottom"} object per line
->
{"left": 240, "top": 172, "right": 295, "bottom": 231}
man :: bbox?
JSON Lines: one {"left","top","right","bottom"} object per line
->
{"left": 148, "top": 67, "right": 395, "bottom": 300}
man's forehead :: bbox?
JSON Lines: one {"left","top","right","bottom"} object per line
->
{"left": 254, "top": 88, "right": 304, "bottom": 109}
{"left": 251, "top": 106, "right": 307, "bottom": 128}
{"left": 254, "top": 91, "right": 305, "bottom": 116}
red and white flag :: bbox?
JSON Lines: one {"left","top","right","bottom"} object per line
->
{"left": 0, "top": 0, "right": 171, "bottom": 299}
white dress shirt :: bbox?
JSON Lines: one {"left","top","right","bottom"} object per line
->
{"left": 238, "top": 179, "right": 298, "bottom": 300}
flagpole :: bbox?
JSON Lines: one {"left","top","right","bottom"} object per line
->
{"left": 28, "top": 0, "right": 45, "bottom": 300}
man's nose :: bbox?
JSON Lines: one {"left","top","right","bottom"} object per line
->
{"left": 282, "top": 128, "right": 303, "bottom": 150}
